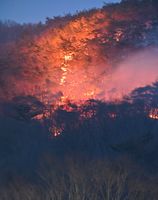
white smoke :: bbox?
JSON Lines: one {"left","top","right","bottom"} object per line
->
{"left": 102, "top": 47, "right": 158, "bottom": 101}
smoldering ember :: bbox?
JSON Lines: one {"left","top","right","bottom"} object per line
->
{"left": 0, "top": 0, "right": 158, "bottom": 199}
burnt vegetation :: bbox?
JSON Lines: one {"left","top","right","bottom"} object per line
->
{"left": 0, "top": 0, "right": 158, "bottom": 199}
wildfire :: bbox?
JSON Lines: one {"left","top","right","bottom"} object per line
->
{"left": 80, "top": 109, "right": 96, "bottom": 120}
{"left": 149, "top": 108, "right": 158, "bottom": 120}
{"left": 60, "top": 64, "right": 68, "bottom": 86}
{"left": 33, "top": 113, "right": 44, "bottom": 120}
{"left": 108, "top": 112, "right": 117, "bottom": 119}
{"left": 64, "top": 55, "right": 73, "bottom": 61}
{"left": 114, "top": 29, "right": 124, "bottom": 42}
{"left": 60, "top": 54, "right": 73, "bottom": 86}
{"left": 49, "top": 127, "right": 62, "bottom": 137}
{"left": 84, "top": 91, "right": 95, "bottom": 98}
{"left": 60, "top": 73, "right": 67, "bottom": 85}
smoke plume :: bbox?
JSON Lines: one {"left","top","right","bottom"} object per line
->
{"left": 102, "top": 47, "right": 158, "bottom": 101}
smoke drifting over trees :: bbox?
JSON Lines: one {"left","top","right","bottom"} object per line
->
{"left": 103, "top": 48, "right": 158, "bottom": 100}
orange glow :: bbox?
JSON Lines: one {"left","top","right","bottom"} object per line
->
{"left": 49, "top": 126, "right": 63, "bottom": 137}
{"left": 33, "top": 114, "right": 44, "bottom": 120}
{"left": 149, "top": 109, "right": 158, "bottom": 120}
{"left": 1, "top": 4, "right": 157, "bottom": 108}
{"left": 114, "top": 29, "right": 124, "bottom": 42}
{"left": 84, "top": 91, "right": 95, "bottom": 98}
{"left": 80, "top": 109, "right": 96, "bottom": 120}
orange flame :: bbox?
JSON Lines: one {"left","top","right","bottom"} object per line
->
{"left": 149, "top": 108, "right": 158, "bottom": 120}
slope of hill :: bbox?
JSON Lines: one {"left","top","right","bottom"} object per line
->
{"left": 0, "top": 0, "right": 158, "bottom": 102}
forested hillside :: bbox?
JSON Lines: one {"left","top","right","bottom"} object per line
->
{"left": 0, "top": 0, "right": 158, "bottom": 102}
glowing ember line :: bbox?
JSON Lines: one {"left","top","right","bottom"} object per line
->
{"left": 148, "top": 109, "right": 158, "bottom": 120}
{"left": 60, "top": 64, "right": 68, "bottom": 85}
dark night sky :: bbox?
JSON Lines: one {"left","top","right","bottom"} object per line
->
{"left": 0, "top": 0, "right": 120, "bottom": 24}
